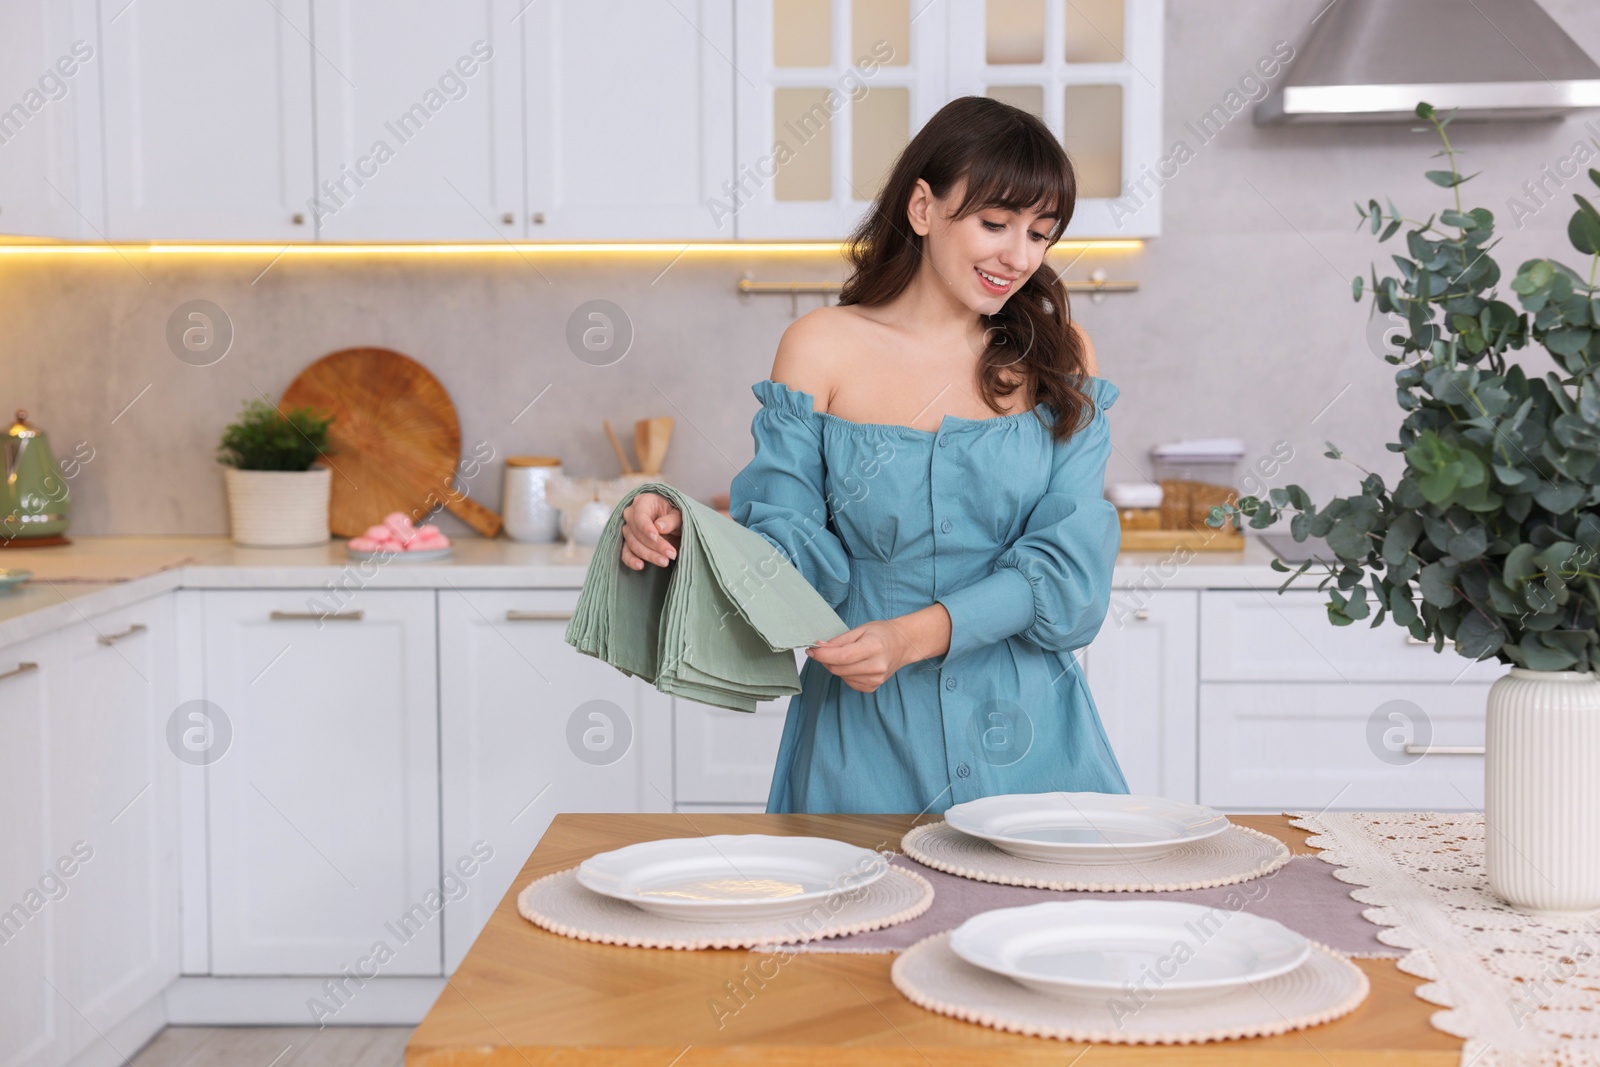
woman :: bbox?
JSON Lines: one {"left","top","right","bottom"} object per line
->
{"left": 619, "top": 95, "right": 1128, "bottom": 815}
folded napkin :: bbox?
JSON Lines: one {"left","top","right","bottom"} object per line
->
{"left": 565, "top": 483, "right": 849, "bottom": 712}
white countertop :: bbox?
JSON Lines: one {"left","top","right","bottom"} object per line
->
{"left": 0, "top": 534, "right": 1298, "bottom": 647}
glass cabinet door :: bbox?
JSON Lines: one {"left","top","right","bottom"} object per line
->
{"left": 950, "top": 0, "right": 1163, "bottom": 237}
{"left": 734, "top": 0, "right": 946, "bottom": 238}
{"left": 735, "top": 0, "right": 1161, "bottom": 239}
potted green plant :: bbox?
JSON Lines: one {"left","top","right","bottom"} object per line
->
{"left": 1211, "top": 103, "right": 1600, "bottom": 914}
{"left": 217, "top": 398, "right": 336, "bottom": 547}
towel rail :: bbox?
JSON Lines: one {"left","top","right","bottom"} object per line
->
{"left": 738, "top": 270, "right": 1139, "bottom": 315}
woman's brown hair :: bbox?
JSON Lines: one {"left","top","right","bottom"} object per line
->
{"left": 836, "top": 95, "right": 1094, "bottom": 443}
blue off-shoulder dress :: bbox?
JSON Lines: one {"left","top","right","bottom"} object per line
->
{"left": 728, "top": 375, "right": 1130, "bottom": 816}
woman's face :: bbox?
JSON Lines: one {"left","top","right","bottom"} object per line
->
{"left": 907, "top": 176, "right": 1058, "bottom": 314}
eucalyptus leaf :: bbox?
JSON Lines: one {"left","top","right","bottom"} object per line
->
{"left": 1208, "top": 115, "right": 1600, "bottom": 672}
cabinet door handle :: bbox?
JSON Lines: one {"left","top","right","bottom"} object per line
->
{"left": 98, "top": 623, "right": 147, "bottom": 645}
{"left": 270, "top": 610, "right": 365, "bottom": 621}
{"left": 505, "top": 610, "right": 572, "bottom": 621}
{"left": 1405, "top": 634, "right": 1431, "bottom": 645}
{"left": 0, "top": 661, "right": 38, "bottom": 681}
{"left": 1402, "top": 744, "right": 1485, "bottom": 756}
{"left": 1133, "top": 609, "right": 1150, "bottom": 621}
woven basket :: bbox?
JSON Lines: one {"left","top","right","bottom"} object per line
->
{"left": 224, "top": 466, "right": 331, "bottom": 547}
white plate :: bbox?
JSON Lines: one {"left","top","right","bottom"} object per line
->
{"left": 576, "top": 834, "right": 889, "bottom": 922}
{"left": 949, "top": 900, "right": 1311, "bottom": 1000}
{"left": 943, "top": 792, "right": 1229, "bottom": 864}
{"left": 344, "top": 544, "right": 452, "bottom": 562}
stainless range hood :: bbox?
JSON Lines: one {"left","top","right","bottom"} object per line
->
{"left": 1256, "top": 0, "right": 1600, "bottom": 125}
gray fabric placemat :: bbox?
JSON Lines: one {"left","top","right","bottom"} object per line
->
{"left": 767, "top": 854, "right": 1397, "bottom": 958}
{"left": 565, "top": 482, "right": 849, "bottom": 712}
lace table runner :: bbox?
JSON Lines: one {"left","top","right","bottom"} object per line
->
{"left": 1290, "top": 811, "right": 1600, "bottom": 1066}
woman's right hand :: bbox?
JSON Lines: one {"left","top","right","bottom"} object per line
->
{"left": 620, "top": 492, "right": 681, "bottom": 570}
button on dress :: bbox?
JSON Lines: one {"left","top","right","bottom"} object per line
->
{"left": 728, "top": 375, "right": 1130, "bottom": 815}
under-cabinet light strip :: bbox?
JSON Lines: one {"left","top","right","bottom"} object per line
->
{"left": 0, "top": 240, "right": 1143, "bottom": 256}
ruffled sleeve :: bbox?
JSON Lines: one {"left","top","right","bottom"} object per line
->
{"left": 728, "top": 380, "right": 853, "bottom": 611}
{"left": 936, "top": 377, "right": 1121, "bottom": 662}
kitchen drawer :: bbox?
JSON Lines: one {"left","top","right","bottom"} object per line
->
{"left": 1199, "top": 681, "right": 1488, "bottom": 811}
{"left": 1201, "top": 590, "right": 1510, "bottom": 684}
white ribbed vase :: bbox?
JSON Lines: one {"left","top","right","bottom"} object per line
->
{"left": 1484, "top": 666, "right": 1600, "bottom": 914}
{"left": 223, "top": 466, "right": 331, "bottom": 547}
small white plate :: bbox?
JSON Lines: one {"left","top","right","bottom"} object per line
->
{"left": 344, "top": 544, "right": 452, "bottom": 562}
{"left": 950, "top": 900, "right": 1310, "bottom": 1000}
{"left": 576, "top": 834, "right": 889, "bottom": 922}
{"left": 0, "top": 568, "right": 32, "bottom": 591}
{"left": 943, "top": 792, "right": 1229, "bottom": 864}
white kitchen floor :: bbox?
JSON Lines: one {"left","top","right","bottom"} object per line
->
{"left": 126, "top": 1027, "right": 410, "bottom": 1066}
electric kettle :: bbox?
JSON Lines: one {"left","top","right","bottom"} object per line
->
{"left": 3, "top": 410, "right": 70, "bottom": 541}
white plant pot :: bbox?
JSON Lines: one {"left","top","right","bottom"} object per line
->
{"left": 1485, "top": 666, "right": 1600, "bottom": 914}
{"left": 223, "top": 466, "right": 331, "bottom": 547}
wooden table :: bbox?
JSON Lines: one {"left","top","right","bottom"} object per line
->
{"left": 407, "top": 813, "right": 1463, "bottom": 1065}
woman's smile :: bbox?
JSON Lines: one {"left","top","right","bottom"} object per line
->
{"left": 975, "top": 266, "right": 1016, "bottom": 295}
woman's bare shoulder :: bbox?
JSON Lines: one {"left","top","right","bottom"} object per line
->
{"left": 1071, "top": 320, "right": 1099, "bottom": 377}
{"left": 769, "top": 306, "right": 863, "bottom": 414}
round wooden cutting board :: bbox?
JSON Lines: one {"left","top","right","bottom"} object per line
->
{"left": 281, "top": 347, "right": 502, "bottom": 538}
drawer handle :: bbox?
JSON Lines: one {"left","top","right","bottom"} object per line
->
{"left": 97, "top": 623, "right": 147, "bottom": 646}
{"left": 270, "top": 610, "right": 365, "bottom": 622}
{"left": 0, "top": 661, "right": 39, "bottom": 681}
{"left": 1405, "top": 634, "right": 1432, "bottom": 645}
{"left": 1133, "top": 609, "right": 1150, "bottom": 621}
{"left": 505, "top": 610, "right": 573, "bottom": 621}
{"left": 1403, "top": 744, "right": 1485, "bottom": 756}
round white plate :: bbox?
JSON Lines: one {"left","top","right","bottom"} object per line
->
{"left": 576, "top": 834, "right": 889, "bottom": 922}
{"left": 0, "top": 568, "right": 32, "bottom": 591}
{"left": 943, "top": 792, "right": 1229, "bottom": 864}
{"left": 344, "top": 544, "right": 452, "bottom": 562}
{"left": 949, "top": 900, "right": 1311, "bottom": 1000}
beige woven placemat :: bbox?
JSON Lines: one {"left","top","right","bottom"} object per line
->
{"left": 902, "top": 821, "right": 1291, "bottom": 891}
{"left": 517, "top": 865, "right": 934, "bottom": 950}
{"left": 891, "top": 931, "right": 1369, "bottom": 1044}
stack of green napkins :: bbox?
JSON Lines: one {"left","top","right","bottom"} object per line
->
{"left": 564, "top": 483, "right": 849, "bottom": 713}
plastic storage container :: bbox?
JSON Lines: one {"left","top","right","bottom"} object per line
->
{"left": 1150, "top": 438, "right": 1246, "bottom": 531}
{"left": 1106, "top": 482, "right": 1163, "bottom": 530}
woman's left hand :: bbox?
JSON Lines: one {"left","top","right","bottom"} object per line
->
{"left": 805, "top": 620, "right": 914, "bottom": 693}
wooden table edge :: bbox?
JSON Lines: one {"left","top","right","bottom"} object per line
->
{"left": 405, "top": 812, "right": 1464, "bottom": 1066}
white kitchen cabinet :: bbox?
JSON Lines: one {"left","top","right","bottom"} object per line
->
{"left": 0, "top": 630, "right": 63, "bottom": 1067}
{"left": 201, "top": 590, "right": 440, "bottom": 976}
{"left": 672, "top": 653, "right": 802, "bottom": 805}
{"left": 1082, "top": 588, "right": 1198, "bottom": 800}
{"left": 310, "top": 0, "right": 520, "bottom": 241}
{"left": 518, "top": 0, "right": 734, "bottom": 239}
{"left": 47, "top": 598, "right": 180, "bottom": 1063}
{"left": 732, "top": 0, "right": 948, "bottom": 239}
{"left": 1201, "top": 589, "right": 1510, "bottom": 685}
{"left": 0, "top": 597, "right": 178, "bottom": 1067}
{"left": 0, "top": 0, "right": 102, "bottom": 239}
{"left": 732, "top": 0, "right": 1163, "bottom": 239}
{"left": 1197, "top": 589, "right": 1504, "bottom": 812}
{"left": 437, "top": 589, "right": 672, "bottom": 973}
{"left": 1199, "top": 681, "right": 1490, "bottom": 812}
{"left": 99, "top": 0, "right": 316, "bottom": 239}
{"left": 946, "top": 0, "right": 1165, "bottom": 237}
